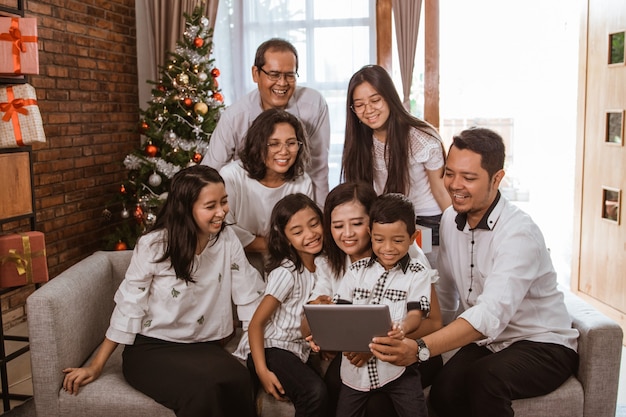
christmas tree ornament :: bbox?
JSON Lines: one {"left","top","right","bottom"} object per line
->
{"left": 186, "top": 160, "right": 197, "bottom": 168}
{"left": 145, "top": 143, "right": 158, "bottom": 157}
{"left": 194, "top": 102, "right": 208, "bottom": 115}
{"left": 198, "top": 71, "right": 207, "bottom": 82}
{"left": 148, "top": 171, "right": 162, "bottom": 187}
{"left": 213, "top": 92, "right": 224, "bottom": 102}
{"left": 193, "top": 152, "right": 203, "bottom": 163}
{"left": 114, "top": 241, "right": 128, "bottom": 251}
{"left": 134, "top": 204, "right": 144, "bottom": 223}
{"left": 183, "top": 97, "right": 193, "bottom": 107}
{"left": 140, "top": 121, "right": 149, "bottom": 132}
{"left": 120, "top": 184, "right": 126, "bottom": 194}
{"left": 177, "top": 73, "right": 190, "bottom": 85}
{"left": 145, "top": 211, "right": 157, "bottom": 227}
{"left": 211, "top": 68, "right": 220, "bottom": 78}
{"left": 121, "top": 205, "right": 130, "bottom": 219}
{"left": 201, "top": 16, "right": 209, "bottom": 27}
{"left": 102, "top": 208, "right": 112, "bottom": 220}
{"left": 166, "top": 131, "right": 177, "bottom": 140}
{"left": 194, "top": 37, "right": 204, "bottom": 48}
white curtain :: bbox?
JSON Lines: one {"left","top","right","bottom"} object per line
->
{"left": 392, "top": 0, "right": 422, "bottom": 110}
{"left": 139, "top": 0, "right": 219, "bottom": 81}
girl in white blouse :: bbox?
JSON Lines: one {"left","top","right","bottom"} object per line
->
{"left": 341, "top": 65, "right": 451, "bottom": 267}
{"left": 62, "top": 165, "right": 264, "bottom": 417}
{"left": 245, "top": 193, "right": 328, "bottom": 417}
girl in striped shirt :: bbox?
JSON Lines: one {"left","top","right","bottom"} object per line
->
{"left": 246, "top": 193, "right": 329, "bottom": 417}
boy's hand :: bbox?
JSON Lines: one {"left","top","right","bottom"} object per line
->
{"left": 388, "top": 322, "right": 405, "bottom": 340}
{"left": 344, "top": 352, "right": 372, "bottom": 367}
{"left": 258, "top": 369, "right": 287, "bottom": 401}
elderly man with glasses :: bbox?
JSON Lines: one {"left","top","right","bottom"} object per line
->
{"left": 202, "top": 38, "right": 330, "bottom": 205}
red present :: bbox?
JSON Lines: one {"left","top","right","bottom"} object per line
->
{"left": 0, "top": 17, "right": 39, "bottom": 75}
{"left": 0, "top": 232, "right": 48, "bottom": 288}
{"left": 0, "top": 83, "right": 46, "bottom": 148}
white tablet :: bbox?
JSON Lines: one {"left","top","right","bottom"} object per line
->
{"left": 303, "top": 304, "right": 392, "bottom": 352}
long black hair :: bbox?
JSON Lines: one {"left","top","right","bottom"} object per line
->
{"left": 341, "top": 64, "right": 442, "bottom": 195}
{"left": 151, "top": 165, "right": 226, "bottom": 283}
{"left": 266, "top": 193, "right": 323, "bottom": 274}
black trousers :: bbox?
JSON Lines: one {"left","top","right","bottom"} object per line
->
{"left": 429, "top": 341, "right": 578, "bottom": 417}
{"left": 325, "top": 352, "right": 443, "bottom": 417}
{"left": 122, "top": 334, "right": 255, "bottom": 417}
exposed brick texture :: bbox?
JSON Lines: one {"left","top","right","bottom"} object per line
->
{"left": 1, "top": 0, "right": 139, "bottom": 329}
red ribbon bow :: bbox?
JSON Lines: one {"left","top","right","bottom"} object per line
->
{"left": 0, "top": 86, "right": 37, "bottom": 146}
{"left": 0, "top": 17, "right": 38, "bottom": 74}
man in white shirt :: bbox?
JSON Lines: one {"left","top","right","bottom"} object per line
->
{"left": 369, "top": 127, "right": 579, "bottom": 417}
{"left": 201, "top": 38, "right": 330, "bottom": 205}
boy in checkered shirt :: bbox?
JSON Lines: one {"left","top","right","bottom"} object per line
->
{"left": 332, "top": 193, "right": 440, "bottom": 417}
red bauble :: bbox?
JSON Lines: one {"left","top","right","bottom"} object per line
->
{"left": 194, "top": 37, "right": 204, "bottom": 48}
{"left": 211, "top": 68, "right": 220, "bottom": 78}
{"left": 134, "top": 205, "right": 144, "bottom": 223}
{"left": 183, "top": 97, "right": 193, "bottom": 107}
{"left": 145, "top": 144, "right": 158, "bottom": 157}
{"left": 114, "top": 241, "right": 128, "bottom": 251}
{"left": 193, "top": 152, "right": 203, "bottom": 163}
{"left": 120, "top": 184, "right": 126, "bottom": 194}
{"left": 213, "top": 92, "right": 223, "bottom": 103}
{"left": 140, "top": 121, "right": 149, "bottom": 132}
{"left": 157, "top": 84, "right": 166, "bottom": 92}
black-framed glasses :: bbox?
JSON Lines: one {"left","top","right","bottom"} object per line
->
{"left": 258, "top": 67, "right": 298, "bottom": 83}
{"left": 266, "top": 140, "right": 302, "bottom": 153}
{"left": 350, "top": 96, "right": 385, "bottom": 115}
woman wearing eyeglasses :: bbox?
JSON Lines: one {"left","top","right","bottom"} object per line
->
{"left": 219, "top": 108, "right": 315, "bottom": 274}
{"left": 341, "top": 64, "right": 451, "bottom": 268}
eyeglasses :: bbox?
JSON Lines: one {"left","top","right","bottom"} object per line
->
{"left": 266, "top": 140, "right": 302, "bottom": 153}
{"left": 258, "top": 67, "right": 298, "bottom": 83}
{"left": 350, "top": 96, "right": 385, "bottom": 115}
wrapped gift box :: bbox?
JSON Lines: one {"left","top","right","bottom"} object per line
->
{"left": 0, "top": 17, "right": 39, "bottom": 75}
{"left": 0, "top": 231, "right": 48, "bottom": 288}
{"left": 0, "top": 83, "right": 46, "bottom": 148}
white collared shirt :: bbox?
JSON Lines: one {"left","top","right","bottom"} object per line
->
{"left": 335, "top": 256, "right": 437, "bottom": 391}
{"left": 437, "top": 194, "right": 578, "bottom": 352}
{"left": 201, "top": 87, "right": 330, "bottom": 205}
{"left": 106, "top": 227, "right": 265, "bottom": 345}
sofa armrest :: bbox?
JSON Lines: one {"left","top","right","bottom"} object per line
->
{"left": 26, "top": 250, "right": 133, "bottom": 417}
{"left": 564, "top": 291, "right": 623, "bottom": 417}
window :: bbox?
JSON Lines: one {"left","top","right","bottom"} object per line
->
{"left": 213, "top": 0, "right": 376, "bottom": 188}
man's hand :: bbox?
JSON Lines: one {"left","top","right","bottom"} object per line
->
{"left": 369, "top": 336, "right": 419, "bottom": 367}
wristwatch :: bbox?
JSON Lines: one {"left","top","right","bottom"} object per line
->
{"left": 416, "top": 338, "right": 430, "bottom": 362}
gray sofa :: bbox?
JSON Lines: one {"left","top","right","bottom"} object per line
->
{"left": 27, "top": 250, "right": 622, "bottom": 417}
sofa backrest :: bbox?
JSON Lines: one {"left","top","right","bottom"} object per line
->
{"left": 27, "top": 250, "right": 133, "bottom": 417}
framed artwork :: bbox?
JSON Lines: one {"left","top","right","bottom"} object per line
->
{"left": 602, "top": 186, "right": 621, "bottom": 224}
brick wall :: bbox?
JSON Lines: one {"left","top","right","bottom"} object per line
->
{"left": 1, "top": 0, "right": 139, "bottom": 329}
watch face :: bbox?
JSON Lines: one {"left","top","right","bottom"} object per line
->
{"left": 418, "top": 347, "right": 430, "bottom": 361}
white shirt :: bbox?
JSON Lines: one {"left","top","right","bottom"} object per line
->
{"left": 106, "top": 227, "right": 265, "bottom": 345}
{"left": 437, "top": 192, "right": 579, "bottom": 352}
{"left": 201, "top": 87, "right": 330, "bottom": 205}
{"left": 235, "top": 260, "right": 315, "bottom": 362}
{"left": 309, "top": 244, "right": 431, "bottom": 302}
{"left": 372, "top": 127, "right": 444, "bottom": 217}
{"left": 219, "top": 161, "right": 314, "bottom": 248}
{"left": 335, "top": 255, "right": 437, "bottom": 391}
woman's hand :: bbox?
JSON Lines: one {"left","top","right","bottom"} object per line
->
{"left": 62, "top": 365, "right": 101, "bottom": 395}
{"left": 344, "top": 351, "right": 372, "bottom": 367}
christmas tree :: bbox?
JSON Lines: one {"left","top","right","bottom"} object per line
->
{"left": 103, "top": 5, "right": 224, "bottom": 250}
